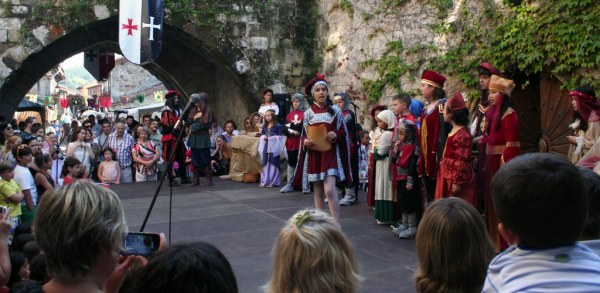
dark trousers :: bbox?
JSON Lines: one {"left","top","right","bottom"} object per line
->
{"left": 423, "top": 175, "right": 436, "bottom": 203}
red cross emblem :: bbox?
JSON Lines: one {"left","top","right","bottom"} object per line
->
{"left": 122, "top": 18, "right": 138, "bottom": 36}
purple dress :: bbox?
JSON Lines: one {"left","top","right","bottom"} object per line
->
{"left": 259, "top": 124, "right": 286, "bottom": 186}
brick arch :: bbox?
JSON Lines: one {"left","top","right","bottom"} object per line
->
{"left": 0, "top": 16, "right": 254, "bottom": 123}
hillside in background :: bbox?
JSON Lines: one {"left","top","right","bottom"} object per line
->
{"left": 59, "top": 67, "right": 95, "bottom": 90}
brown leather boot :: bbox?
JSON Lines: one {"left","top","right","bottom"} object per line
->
{"left": 204, "top": 167, "right": 213, "bottom": 186}
{"left": 192, "top": 169, "right": 200, "bottom": 186}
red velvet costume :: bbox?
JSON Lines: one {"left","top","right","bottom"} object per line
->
{"left": 435, "top": 127, "right": 477, "bottom": 206}
{"left": 484, "top": 110, "right": 520, "bottom": 250}
{"left": 285, "top": 110, "right": 304, "bottom": 152}
{"left": 418, "top": 105, "right": 445, "bottom": 178}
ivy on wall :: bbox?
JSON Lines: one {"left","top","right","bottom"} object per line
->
{"left": 359, "top": 0, "right": 600, "bottom": 102}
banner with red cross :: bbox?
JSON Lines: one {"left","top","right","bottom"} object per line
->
{"left": 119, "top": 0, "right": 164, "bottom": 65}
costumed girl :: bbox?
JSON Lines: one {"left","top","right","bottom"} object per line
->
{"left": 258, "top": 109, "right": 286, "bottom": 188}
{"left": 367, "top": 105, "right": 387, "bottom": 207}
{"left": 373, "top": 110, "right": 396, "bottom": 225}
{"left": 160, "top": 90, "right": 189, "bottom": 185}
{"left": 333, "top": 92, "right": 360, "bottom": 206}
{"left": 567, "top": 86, "right": 600, "bottom": 164}
{"left": 280, "top": 93, "right": 306, "bottom": 193}
{"left": 188, "top": 93, "right": 215, "bottom": 186}
{"left": 258, "top": 88, "right": 280, "bottom": 116}
{"left": 482, "top": 75, "right": 520, "bottom": 252}
{"left": 435, "top": 92, "right": 477, "bottom": 207}
{"left": 471, "top": 62, "right": 502, "bottom": 213}
{"left": 293, "top": 74, "right": 352, "bottom": 223}
{"left": 418, "top": 69, "right": 450, "bottom": 205}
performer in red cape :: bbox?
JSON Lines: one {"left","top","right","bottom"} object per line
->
{"left": 292, "top": 74, "right": 352, "bottom": 223}
{"left": 483, "top": 75, "right": 520, "bottom": 252}
{"left": 280, "top": 93, "right": 306, "bottom": 193}
{"left": 160, "top": 90, "right": 189, "bottom": 186}
{"left": 435, "top": 92, "right": 477, "bottom": 207}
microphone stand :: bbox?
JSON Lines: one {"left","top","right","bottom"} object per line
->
{"left": 139, "top": 108, "right": 189, "bottom": 244}
{"left": 54, "top": 126, "right": 73, "bottom": 183}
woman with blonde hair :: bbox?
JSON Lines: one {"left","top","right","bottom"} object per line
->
{"left": 34, "top": 181, "right": 139, "bottom": 293}
{"left": 415, "top": 197, "right": 493, "bottom": 293}
{"left": 264, "top": 209, "right": 362, "bottom": 293}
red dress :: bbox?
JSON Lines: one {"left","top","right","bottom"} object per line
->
{"left": 484, "top": 110, "right": 520, "bottom": 251}
{"left": 435, "top": 127, "right": 477, "bottom": 207}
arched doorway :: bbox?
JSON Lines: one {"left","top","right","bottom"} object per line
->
{"left": 0, "top": 16, "right": 254, "bottom": 124}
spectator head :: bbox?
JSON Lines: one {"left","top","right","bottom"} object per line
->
{"left": 8, "top": 252, "right": 29, "bottom": 287}
{"left": 11, "top": 233, "right": 35, "bottom": 253}
{"left": 101, "top": 120, "right": 112, "bottom": 135}
{"left": 102, "top": 148, "right": 116, "bottom": 162}
{"left": 415, "top": 198, "right": 494, "bottom": 293}
{"left": 0, "top": 122, "right": 13, "bottom": 138}
{"left": 150, "top": 119, "right": 160, "bottom": 133}
{"left": 115, "top": 121, "right": 127, "bottom": 137}
{"left": 31, "top": 123, "right": 44, "bottom": 137}
{"left": 262, "top": 88, "right": 274, "bottom": 104}
{"left": 22, "top": 241, "right": 40, "bottom": 263}
{"left": 18, "top": 121, "right": 25, "bottom": 132}
{"left": 82, "top": 120, "right": 92, "bottom": 129}
{"left": 223, "top": 120, "right": 237, "bottom": 134}
{"left": 0, "top": 162, "right": 13, "bottom": 179}
{"left": 265, "top": 209, "right": 362, "bottom": 293}
{"left": 579, "top": 167, "right": 600, "bottom": 240}
{"left": 142, "top": 114, "right": 152, "bottom": 127}
{"left": 70, "top": 126, "right": 86, "bottom": 142}
{"left": 88, "top": 114, "right": 96, "bottom": 123}
{"left": 84, "top": 129, "right": 93, "bottom": 142}
{"left": 24, "top": 117, "right": 37, "bottom": 128}
{"left": 12, "top": 144, "right": 32, "bottom": 166}
{"left": 33, "top": 181, "right": 127, "bottom": 282}
{"left": 134, "top": 126, "right": 152, "bottom": 140}
{"left": 23, "top": 136, "right": 42, "bottom": 152}
{"left": 61, "top": 157, "right": 82, "bottom": 177}
{"left": 126, "top": 242, "right": 238, "bottom": 293}
{"left": 126, "top": 115, "right": 136, "bottom": 126}
{"left": 12, "top": 224, "right": 32, "bottom": 240}
{"left": 33, "top": 152, "right": 52, "bottom": 170}
{"left": 29, "top": 254, "right": 48, "bottom": 284}
{"left": 492, "top": 153, "right": 587, "bottom": 248}
{"left": 391, "top": 93, "right": 412, "bottom": 116}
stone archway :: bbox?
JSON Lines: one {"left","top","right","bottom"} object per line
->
{"left": 0, "top": 16, "right": 255, "bottom": 124}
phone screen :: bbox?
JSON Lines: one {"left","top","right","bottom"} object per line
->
{"left": 122, "top": 232, "right": 159, "bottom": 256}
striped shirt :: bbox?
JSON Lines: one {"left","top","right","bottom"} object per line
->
{"left": 107, "top": 132, "right": 135, "bottom": 169}
{"left": 483, "top": 243, "right": 600, "bottom": 292}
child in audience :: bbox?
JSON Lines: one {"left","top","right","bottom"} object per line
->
{"left": 97, "top": 148, "right": 120, "bottom": 184}
{"left": 578, "top": 167, "right": 600, "bottom": 255}
{"left": 61, "top": 157, "right": 82, "bottom": 185}
{"left": 391, "top": 121, "right": 420, "bottom": 239}
{"left": 415, "top": 197, "right": 493, "bottom": 293}
{"left": 258, "top": 110, "right": 285, "bottom": 188}
{"left": 484, "top": 153, "right": 600, "bottom": 292}
{"left": 358, "top": 131, "right": 370, "bottom": 191}
{"left": 264, "top": 209, "right": 362, "bottom": 293}
{"left": 0, "top": 162, "right": 22, "bottom": 244}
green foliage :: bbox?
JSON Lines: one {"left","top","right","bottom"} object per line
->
{"left": 360, "top": 0, "right": 600, "bottom": 103}
{"left": 339, "top": 0, "right": 354, "bottom": 18}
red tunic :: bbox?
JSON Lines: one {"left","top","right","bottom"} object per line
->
{"left": 435, "top": 127, "right": 477, "bottom": 207}
{"left": 418, "top": 102, "right": 444, "bottom": 177}
{"left": 484, "top": 110, "right": 520, "bottom": 252}
{"left": 285, "top": 110, "right": 304, "bottom": 151}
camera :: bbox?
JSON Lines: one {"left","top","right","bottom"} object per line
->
{"left": 122, "top": 232, "right": 160, "bottom": 256}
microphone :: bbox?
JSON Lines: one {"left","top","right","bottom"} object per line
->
{"left": 174, "top": 94, "right": 201, "bottom": 129}
{"left": 349, "top": 101, "right": 360, "bottom": 110}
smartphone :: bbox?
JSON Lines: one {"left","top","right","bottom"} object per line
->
{"left": 122, "top": 232, "right": 160, "bottom": 256}
{"left": 0, "top": 206, "right": 6, "bottom": 214}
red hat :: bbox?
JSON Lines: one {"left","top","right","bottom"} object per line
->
{"left": 165, "top": 90, "right": 180, "bottom": 99}
{"left": 477, "top": 62, "right": 502, "bottom": 76}
{"left": 304, "top": 73, "right": 328, "bottom": 96}
{"left": 421, "top": 69, "right": 446, "bottom": 88}
{"left": 448, "top": 92, "right": 467, "bottom": 110}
